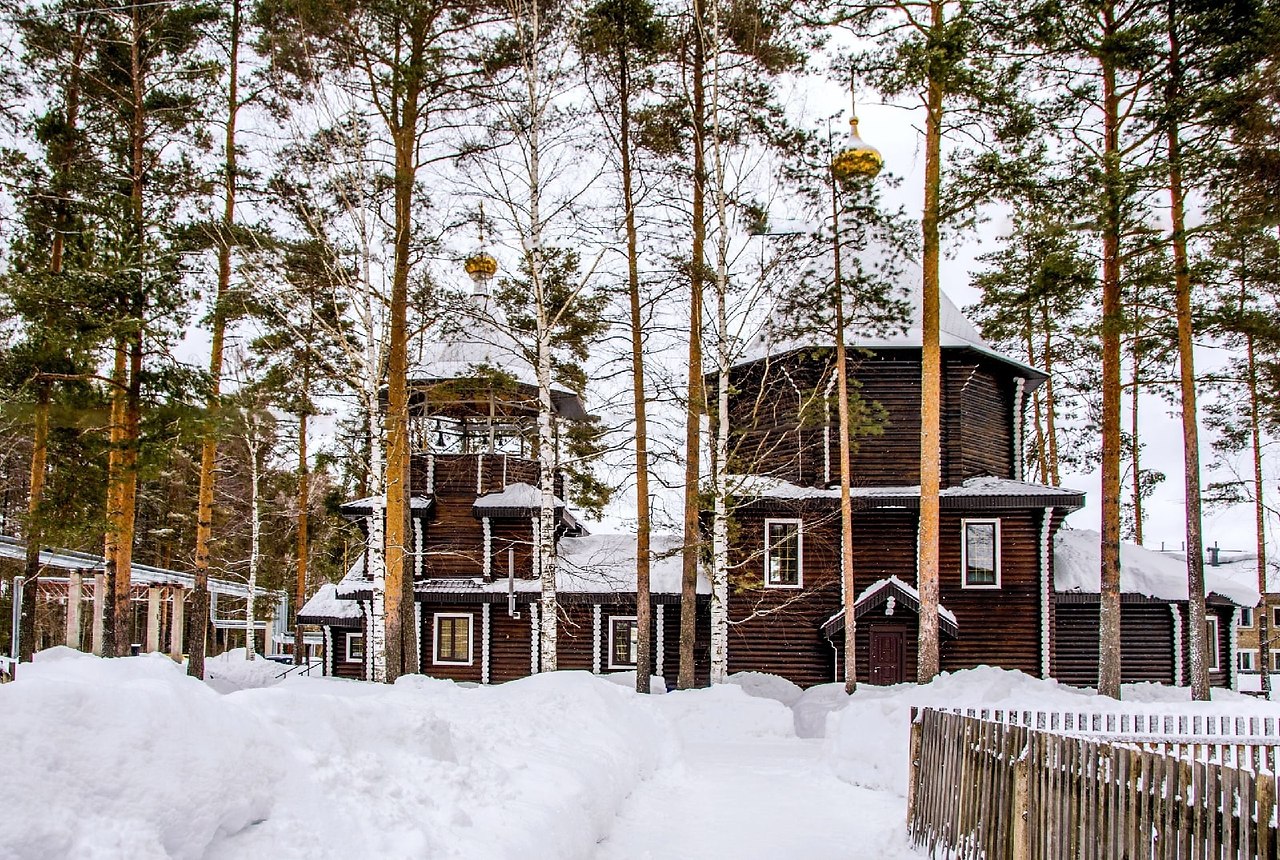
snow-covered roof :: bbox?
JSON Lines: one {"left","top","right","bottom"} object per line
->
{"left": 729, "top": 475, "right": 1085, "bottom": 509}
{"left": 473, "top": 483, "right": 566, "bottom": 510}
{"left": 821, "top": 575, "right": 957, "bottom": 638}
{"left": 1167, "top": 550, "right": 1276, "bottom": 595}
{"left": 554, "top": 533, "right": 709, "bottom": 595}
{"left": 1053, "top": 529, "right": 1260, "bottom": 606}
{"left": 340, "top": 495, "right": 433, "bottom": 512}
{"left": 0, "top": 534, "right": 273, "bottom": 600}
{"left": 737, "top": 285, "right": 1043, "bottom": 381}
{"left": 298, "top": 583, "right": 362, "bottom": 623}
{"left": 418, "top": 296, "right": 587, "bottom": 420}
{"left": 330, "top": 534, "right": 709, "bottom": 599}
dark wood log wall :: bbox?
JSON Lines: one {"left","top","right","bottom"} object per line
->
{"left": 329, "top": 619, "right": 364, "bottom": 679}
{"left": 938, "top": 510, "right": 1042, "bottom": 676}
{"left": 726, "top": 349, "right": 1021, "bottom": 490}
{"left": 727, "top": 504, "right": 1049, "bottom": 687}
{"left": 1053, "top": 601, "right": 1177, "bottom": 687}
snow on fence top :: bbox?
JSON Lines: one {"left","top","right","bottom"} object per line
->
{"left": 1054, "top": 528, "right": 1261, "bottom": 606}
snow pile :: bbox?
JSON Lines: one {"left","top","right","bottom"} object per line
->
{"left": 1055, "top": 528, "right": 1261, "bottom": 606}
{"left": 3, "top": 656, "right": 673, "bottom": 859}
{"left": 204, "top": 648, "right": 289, "bottom": 693}
{"left": 649, "top": 683, "right": 796, "bottom": 742}
{"left": 729, "top": 671, "right": 804, "bottom": 706}
{"left": 825, "top": 666, "right": 1280, "bottom": 797}
{"left": 6, "top": 648, "right": 288, "bottom": 858}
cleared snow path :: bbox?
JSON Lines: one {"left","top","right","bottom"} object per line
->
{"left": 595, "top": 688, "right": 923, "bottom": 859}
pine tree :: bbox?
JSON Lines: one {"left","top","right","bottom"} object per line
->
{"left": 579, "top": 0, "right": 666, "bottom": 693}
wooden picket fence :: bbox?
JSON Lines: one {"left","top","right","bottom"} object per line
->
{"left": 907, "top": 707, "right": 1280, "bottom": 860}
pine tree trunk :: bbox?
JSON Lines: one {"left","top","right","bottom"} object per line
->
{"left": 679, "top": 0, "right": 708, "bottom": 691}
{"left": 18, "top": 382, "right": 50, "bottom": 662}
{"left": 189, "top": 0, "right": 240, "bottom": 678}
{"left": 1247, "top": 329, "right": 1270, "bottom": 696}
{"left": 1166, "top": 0, "right": 1209, "bottom": 700}
{"left": 1042, "top": 317, "right": 1061, "bottom": 487}
{"left": 384, "top": 71, "right": 423, "bottom": 682}
{"left": 832, "top": 161, "right": 858, "bottom": 694}
{"left": 294, "top": 408, "right": 309, "bottom": 664}
{"left": 1129, "top": 346, "right": 1144, "bottom": 544}
{"left": 619, "top": 44, "right": 653, "bottom": 693}
{"left": 916, "top": 0, "right": 945, "bottom": 683}
{"left": 103, "top": 341, "right": 127, "bottom": 657}
{"left": 1096, "top": 9, "right": 1124, "bottom": 699}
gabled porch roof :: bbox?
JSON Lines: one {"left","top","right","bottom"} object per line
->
{"left": 820, "top": 575, "right": 959, "bottom": 639}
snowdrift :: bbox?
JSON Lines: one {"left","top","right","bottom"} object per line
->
{"left": 3, "top": 651, "right": 674, "bottom": 860}
{"left": 823, "top": 666, "right": 1280, "bottom": 797}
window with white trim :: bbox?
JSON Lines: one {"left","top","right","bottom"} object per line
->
{"left": 764, "top": 519, "right": 803, "bottom": 588}
{"left": 1273, "top": 650, "right": 1280, "bottom": 672}
{"left": 608, "top": 616, "right": 638, "bottom": 669}
{"left": 345, "top": 632, "right": 364, "bottom": 663}
{"left": 961, "top": 519, "right": 1001, "bottom": 589}
{"left": 433, "top": 613, "right": 473, "bottom": 665}
{"left": 1273, "top": 606, "right": 1280, "bottom": 629}
{"left": 1239, "top": 650, "right": 1257, "bottom": 671}
{"left": 1206, "top": 616, "right": 1220, "bottom": 671}
{"left": 1240, "top": 607, "right": 1254, "bottom": 628}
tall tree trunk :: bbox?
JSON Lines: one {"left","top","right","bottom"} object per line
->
{"left": 1024, "top": 315, "right": 1049, "bottom": 484}
{"left": 189, "top": 0, "right": 240, "bottom": 677}
{"left": 832, "top": 153, "right": 858, "bottom": 694}
{"left": 1096, "top": 8, "right": 1124, "bottom": 698}
{"left": 1042, "top": 318, "right": 1061, "bottom": 486}
{"left": 294, "top": 409, "right": 309, "bottom": 664}
{"left": 103, "top": 341, "right": 127, "bottom": 657}
{"left": 18, "top": 382, "right": 50, "bottom": 662}
{"left": 108, "top": 0, "right": 148, "bottom": 657}
{"left": 1129, "top": 346, "right": 1144, "bottom": 544}
{"left": 916, "top": 0, "right": 945, "bottom": 683}
{"left": 679, "top": 0, "right": 708, "bottom": 690}
{"left": 1247, "top": 328, "right": 1270, "bottom": 696}
{"left": 619, "top": 43, "right": 653, "bottom": 693}
{"left": 384, "top": 58, "right": 424, "bottom": 682}
{"left": 1166, "top": 0, "right": 1209, "bottom": 699}
{"left": 245, "top": 418, "right": 260, "bottom": 661}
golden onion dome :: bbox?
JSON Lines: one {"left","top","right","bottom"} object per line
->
{"left": 463, "top": 251, "right": 498, "bottom": 284}
{"left": 831, "top": 117, "right": 883, "bottom": 182}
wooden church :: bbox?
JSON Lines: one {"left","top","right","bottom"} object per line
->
{"left": 301, "top": 284, "right": 1247, "bottom": 690}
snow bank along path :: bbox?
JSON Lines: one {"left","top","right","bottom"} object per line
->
{"left": 5, "top": 649, "right": 672, "bottom": 859}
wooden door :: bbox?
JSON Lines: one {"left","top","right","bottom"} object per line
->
{"left": 869, "top": 629, "right": 905, "bottom": 685}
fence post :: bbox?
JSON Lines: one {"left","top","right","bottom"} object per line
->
{"left": 1258, "top": 771, "right": 1274, "bottom": 860}
{"left": 907, "top": 714, "right": 923, "bottom": 826}
{"left": 1012, "top": 747, "right": 1031, "bottom": 860}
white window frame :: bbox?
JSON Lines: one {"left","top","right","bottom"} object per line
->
{"left": 1272, "top": 650, "right": 1280, "bottom": 672}
{"left": 1273, "top": 606, "right": 1280, "bottom": 629}
{"left": 344, "top": 632, "right": 364, "bottom": 663}
{"left": 608, "top": 615, "right": 638, "bottom": 670}
{"left": 1206, "top": 616, "right": 1220, "bottom": 671}
{"left": 1238, "top": 650, "right": 1257, "bottom": 671}
{"left": 960, "top": 518, "right": 1002, "bottom": 590}
{"left": 432, "top": 612, "right": 474, "bottom": 666}
{"left": 1240, "top": 607, "right": 1254, "bottom": 628}
{"left": 764, "top": 518, "right": 804, "bottom": 589}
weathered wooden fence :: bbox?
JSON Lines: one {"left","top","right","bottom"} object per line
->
{"left": 908, "top": 707, "right": 1280, "bottom": 860}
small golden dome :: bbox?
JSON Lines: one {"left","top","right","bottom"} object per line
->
{"left": 464, "top": 252, "right": 498, "bottom": 283}
{"left": 831, "top": 117, "right": 883, "bottom": 182}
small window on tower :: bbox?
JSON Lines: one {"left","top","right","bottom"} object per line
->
{"left": 962, "top": 520, "right": 1001, "bottom": 588}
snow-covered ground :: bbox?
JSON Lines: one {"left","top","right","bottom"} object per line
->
{"left": 6, "top": 651, "right": 1278, "bottom": 860}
